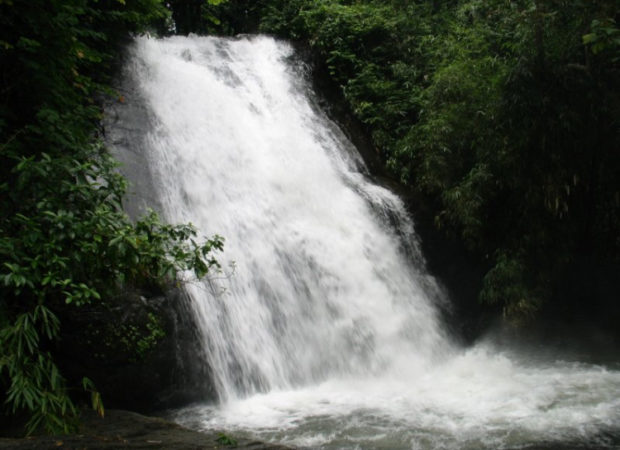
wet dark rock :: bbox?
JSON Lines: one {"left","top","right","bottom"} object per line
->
{"left": 56, "top": 288, "right": 215, "bottom": 412}
{"left": 0, "top": 409, "right": 291, "bottom": 449}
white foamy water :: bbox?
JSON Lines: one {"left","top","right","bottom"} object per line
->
{"left": 173, "top": 345, "right": 620, "bottom": 449}
{"left": 116, "top": 35, "right": 620, "bottom": 449}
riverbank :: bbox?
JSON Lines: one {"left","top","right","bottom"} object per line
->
{"left": 0, "top": 409, "right": 290, "bottom": 450}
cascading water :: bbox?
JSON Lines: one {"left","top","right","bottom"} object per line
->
{"left": 109, "top": 35, "right": 620, "bottom": 449}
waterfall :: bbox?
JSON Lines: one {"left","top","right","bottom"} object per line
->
{"left": 109, "top": 35, "right": 620, "bottom": 450}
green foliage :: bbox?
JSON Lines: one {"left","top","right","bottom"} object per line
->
{"left": 83, "top": 308, "right": 166, "bottom": 363}
{"left": 479, "top": 252, "right": 544, "bottom": 324}
{"left": 0, "top": 0, "right": 222, "bottom": 435}
{"left": 583, "top": 18, "right": 620, "bottom": 60}
{"left": 0, "top": 306, "right": 77, "bottom": 435}
{"left": 409, "top": 0, "right": 619, "bottom": 317}
{"left": 112, "top": 312, "right": 167, "bottom": 363}
{"left": 259, "top": 0, "right": 309, "bottom": 38}
{"left": 164, "top": 0, "right": 260, "bottom": 36}
{"left": 216, "top": 432, "right": 238, "bottom": 446}
{"left": 82, "top": 377, "right": 104, "bottom": 419}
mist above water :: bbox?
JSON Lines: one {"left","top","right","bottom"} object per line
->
{"left": 115, "top": 35, "right": 620, "bottom": 449}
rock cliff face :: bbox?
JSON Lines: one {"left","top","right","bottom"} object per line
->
{"left": 57, "top": 287, "right": 215, "bottom": 412}
{"left": 104, "top": 54, "right": 164, "bottom": 222}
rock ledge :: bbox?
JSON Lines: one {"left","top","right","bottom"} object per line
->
{"left": 0, "top": 409, "right": 291, "bottom": 450}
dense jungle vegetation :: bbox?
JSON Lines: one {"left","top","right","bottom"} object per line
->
{"left": 1, "top": 0, "right": 618, "bottom": 436}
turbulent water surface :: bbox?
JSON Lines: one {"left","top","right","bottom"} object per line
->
{"left": 113, "top": 35, "right": 620, "bottom": 449}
